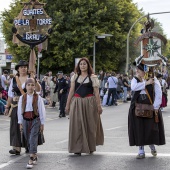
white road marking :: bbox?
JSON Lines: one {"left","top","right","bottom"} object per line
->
{"left": 0, "top": 119, "right": 10, "bottom": 122}
{"left": 1, "top": 151, "right": 170, "bottom": 169}
{"left": 46, "top": 117, "right": 59, "bottom": 121}
{"left": 55, "top": 139, "right": 68, "bottom": 144}
{"left": 104, "top": 136, "right": 127, "bottom": 139}
{"left": 38, "top": 151, "right": 170, "bottom": 157}
{"left": 0, "top": 154, "right": 27, "bottom": 169}
{"left": 105, "top": 126, "right": 127, "bottom": 131}
{"left": 1, "top": 127, "right": 9, "bottom": 130}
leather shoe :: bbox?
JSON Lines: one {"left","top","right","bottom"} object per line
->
{"left": 74, "top": 153, "right": 81, "bottom": 156}
{"left": 136, "top": 153, "right": 145, "bottom": 159}
{"left": 25, "top": 148, "right": 29, "bottom": 153}
{"left": 151, "top": 150, "right": 157, "bottom": 157}
{"left": 9, "top": 149, "right": 20, "bottom": 155}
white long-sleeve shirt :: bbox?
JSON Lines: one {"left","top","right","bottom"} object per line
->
{"left": 8, "top": 78, "right": 27, "bottom": 98}
{"left": 17, "top": 93, "right": 46, "bottom": 125}
{"left": 131, "top": 77, "right": 162, "bottom": 109}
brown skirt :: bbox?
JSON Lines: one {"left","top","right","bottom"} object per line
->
{"left": 68, "top": 96, "right": 104, "bottom": 153}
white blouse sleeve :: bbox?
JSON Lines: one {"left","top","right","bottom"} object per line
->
{"left": 153, "top": 77, "right": 162, "bottom": 109}
{"left": 131, "top": 77, "right": 146, "bottom": 91}
{"left": 38, "top": 95, "right": 46, "bottom": 125}
{"left": 71, "top": 74, "right": 78, "bottom": 82}
{"left": 17, "top": 95, "right": 23, "bottom": 124}
{"left": 8, "top": 78, "right": 14, "bottom": 98}
{"left": 91, "top": 75, "right": 100, "bottom": 88}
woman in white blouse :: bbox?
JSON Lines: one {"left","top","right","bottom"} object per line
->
{"left": 4, "top": 60, "right": 41, "bottom": 155}
{"left": 128, "top": 63, "right": 165, "bottom": 159}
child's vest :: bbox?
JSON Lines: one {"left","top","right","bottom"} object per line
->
{"left": 22, "top": 93, "right": 39, "bottom": 119}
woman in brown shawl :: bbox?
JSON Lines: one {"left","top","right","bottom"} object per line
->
{"left": 65, "top": 57, "right": 104, "bottom": 155}
{"left": 4, "top": 60, "right": 41, "bottom": 155}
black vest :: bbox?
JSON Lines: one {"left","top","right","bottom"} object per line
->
{"left": 130, "top": 77, "right": 154, "bottom": 109}
{"left": 75, "top": 76, "right": 94, "bottom": 97}
{"left": 12, "top": 77, "right": 27, "bottom": 96}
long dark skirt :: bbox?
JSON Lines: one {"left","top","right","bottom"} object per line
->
{"left": 128, "top": 107, "right": 165, "bottom": 146}
{"left": 10, "top": 102, "right": 22, "bottom": 147}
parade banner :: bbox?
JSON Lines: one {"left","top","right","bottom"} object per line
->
{"left": 134, "top": 16, "right": 167, "bottom": 67}
{"left": 12, "top": 0, "right": 52, "bottom": 75}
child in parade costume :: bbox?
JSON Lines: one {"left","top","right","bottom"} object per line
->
{"left": 128, "top": 62, "right": 165, "bottom": 159}
{"left": 17, "top": 78, "right": 46, "bottom": 169}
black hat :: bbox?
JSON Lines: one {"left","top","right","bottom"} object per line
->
{"left": 156, "top": 73, "right": 162, "bottom": 79}
{"left": 133, "top": 61, "right": 144, "bottom": 72}
{"left": 57, "top": 71, "right": 63, "bottom": 74}
{"left": 15, "top": 60, "right": 28, "bottom": 70}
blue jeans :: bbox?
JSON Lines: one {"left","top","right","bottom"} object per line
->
{"left": 123, "top": 87, "right": 127, "bottom": 101}
{"left": 106, "top": 88, "right": 117, "bottom": 105}
{"left": 0, "top": 99, "right": 6, "bottom": 113}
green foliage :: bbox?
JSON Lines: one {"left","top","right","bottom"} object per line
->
{"left": 1, "top": 0, "right": 30, "bottom": 62}
{"left": 1, "top": 0, "right": 167, "bottom": 74}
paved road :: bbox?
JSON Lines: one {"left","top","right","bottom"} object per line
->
{"left": 0, "top": 91, "right": 170, "bottom": 170}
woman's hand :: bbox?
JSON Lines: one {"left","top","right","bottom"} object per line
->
{"left": 40, "top": 124, "right": 44, "bottom": 132}
{"left": 98, "top": 105, "right": 103, "bottom": 115}
{"left": 4, "top": 108, "right": 9, "bottom": 116}
{"left": 20, "top": 124, "right": 23, "bottom": 131}
{"left": 146, "top": 78, "right": 154, "bottom": 86}
{"left": 65, "top": 105, "right": 70, "bottom": 115}
{"left": 154, "top": 109, "right": 159, "bottom": 112}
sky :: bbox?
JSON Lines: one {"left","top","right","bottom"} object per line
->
{"left": 0, "top": 0, "right": 170, "bottom": 39}
{"left": 0, "top": 0, "right": 13, "bottom": 37}
{"left": 133, "top": 0, "right": 170, "bottom": 39}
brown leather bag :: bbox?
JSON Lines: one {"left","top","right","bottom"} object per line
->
{"left": 24, "top": 111, "right": 35, "bottom": 119}
{"left": 135, "top": 103, "right": 154, "bottom": 118}
{"left": 135, "top": 88, "right": 154, "bottom": 118}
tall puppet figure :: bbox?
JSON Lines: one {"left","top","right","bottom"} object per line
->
{"left": 128, "top": 16, "right": 167, "bottom": 159}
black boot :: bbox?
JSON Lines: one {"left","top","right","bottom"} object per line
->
{"left": 52, "top": 101, "right": 56, "bottom": 107}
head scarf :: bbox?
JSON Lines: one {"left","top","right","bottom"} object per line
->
{"left": 25, "top": 78, "right": 35, "bottom": 86}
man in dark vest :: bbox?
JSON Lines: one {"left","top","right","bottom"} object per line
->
{"left": 54, "top": 71, "right": 69, "bottom": 118}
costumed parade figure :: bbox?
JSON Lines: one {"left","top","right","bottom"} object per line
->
{"left": 17, "top": 78, "right": 46, "bottom": 169}
{"left": 4, "top": 61, "right": 41, "bottom": 155}
{"left": 128, "top": 16, "right": 167, "bottom": 159}
{"left": 65, "top": 57, "right": 104, "bottom": 155}
{"left": 5, "top": 1, "right": 51, "bottom": 164}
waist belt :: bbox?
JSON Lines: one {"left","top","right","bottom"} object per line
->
{"left": 74, "top": 93, "right": 94, "bottom": 98}
{"left": 23, "top": 111, "right": 39, "bottom": 121}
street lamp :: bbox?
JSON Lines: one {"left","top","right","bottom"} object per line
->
{"left": 93, "top": 34, "right": 113, "bottom": 73}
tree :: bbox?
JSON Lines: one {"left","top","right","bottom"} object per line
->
{"left": 1, "top": 0, "right": 31, "bottom": 62}
{"left": 0, "top": 0, "right": 150, "bottom": 74}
